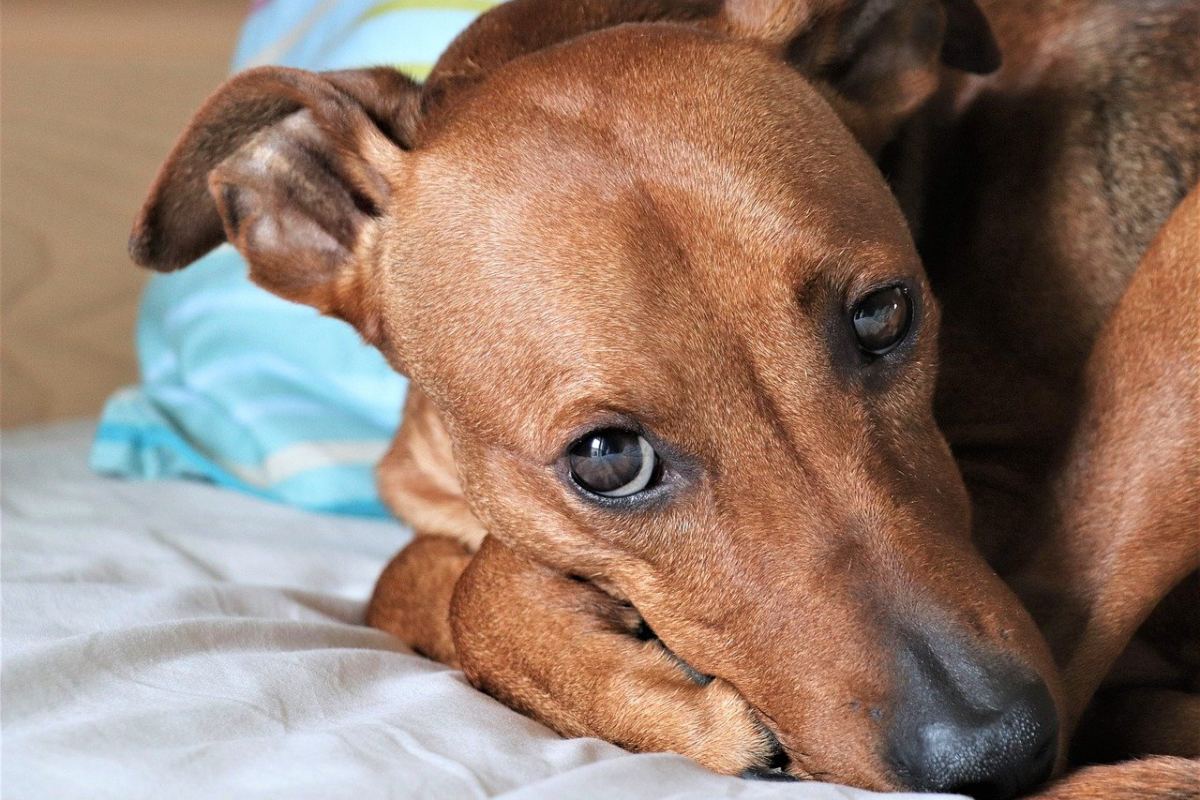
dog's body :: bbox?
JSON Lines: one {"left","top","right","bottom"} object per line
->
{"left": 130, "top": 0, "right": 1198, "bottom": 796}
{"left": 903, "top": 0, "right": 1200, "bottom": 767}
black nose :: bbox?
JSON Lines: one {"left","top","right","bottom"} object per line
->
{"left": 887, "top": 636, "right": 1058, "bottom": 800}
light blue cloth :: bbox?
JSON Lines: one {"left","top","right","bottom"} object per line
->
{"left": 92, "top": 0, "right": 498, "bottom": 517}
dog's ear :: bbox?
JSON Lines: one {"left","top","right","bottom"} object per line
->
{"left": 937, "top": 0, "right": 1002, "bottom": 73}
{"left": 129, "top": 67, "right": 422, "bottom": 346}
{"left": 719, "top": 0, "right": 1000, "bottom": 150}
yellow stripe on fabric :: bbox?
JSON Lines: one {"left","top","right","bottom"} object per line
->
{"left": 394, "top": 63, "right": 434, "bottom": 79}
{"left": 359, "top": 0, "right": 498, "bottom": 24}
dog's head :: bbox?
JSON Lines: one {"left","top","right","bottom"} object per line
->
{"left": 130, "top": 1, "right": 1059, "bottom": 794}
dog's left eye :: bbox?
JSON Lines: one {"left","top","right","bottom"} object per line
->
{"left": 568, "top": 429, "right": 658, "bottom": 497}
{"left": 851, "top": 285, "right": 912, "bottom": 355}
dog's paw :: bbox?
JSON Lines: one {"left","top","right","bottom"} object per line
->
{"left": 646, "top": 668, "right": 780, "bottom": 777}
{"left": 610, "top": 624, "right": 781, "bottom": 776}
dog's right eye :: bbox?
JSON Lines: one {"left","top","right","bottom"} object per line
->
{"left": 568, "top": 429, "right": 658, "bottom": 497}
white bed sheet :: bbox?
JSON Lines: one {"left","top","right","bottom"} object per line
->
{"left": 2, "top": 421, "right": 940, "bottom": 799}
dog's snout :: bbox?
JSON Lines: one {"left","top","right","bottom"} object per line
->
{"left": 887, "top": 636, "right": 1058, "bottom": 800}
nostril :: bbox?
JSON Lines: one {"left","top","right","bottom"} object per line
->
{"left": 1025, "top": 728, "right": 1057, "bottom": 786}
{"left": 1031, "top": 735, "right": 1054, "bottom": 768}
{"left": 949, "top": 733, "right": 1055, "bottom": 800}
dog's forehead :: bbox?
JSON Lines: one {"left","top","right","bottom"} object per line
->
{"left": 414, "top": 28, "right": 910, "bottom": 272}
{"left": 421, "top": 24, "right": 907, "bottom": 253}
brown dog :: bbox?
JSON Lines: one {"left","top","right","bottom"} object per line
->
{"left": 128, "top": 0, "right": 1198, "bottom": 797}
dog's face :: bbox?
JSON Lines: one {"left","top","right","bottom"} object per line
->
{"left": 393, "top": 28, "right": 1058, "bottom": 789}
{"left": 398, "top": 27, "right": 948, "bottom": 579}
{"left": 131, "top": 2, "right": 1059, "bottom": 792}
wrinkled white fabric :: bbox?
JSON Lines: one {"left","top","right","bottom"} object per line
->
{"left": 2, "top": 422, "right": 948, "bottom": 800}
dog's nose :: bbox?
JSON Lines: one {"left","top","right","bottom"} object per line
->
{"left": 887, "top": 638, "right": 1058, "bottom": 800}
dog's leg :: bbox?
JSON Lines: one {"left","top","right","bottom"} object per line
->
{"left": 376, "top": 387, "right": 486, "bottom": 548}
{"left": 450, "top": 535, "right": 780, "bottom": 777}
{"left": 1024, "top": 756, "right": 1199, "bottom": 799}
{"left": 1014, "top": 188, "right": 1200, "bottom": 729}
{"left": 368, "top": 387, "right": 484, "bottom": 665}
{"left": 367, "top": 535, "right": 472, "bottom": 666}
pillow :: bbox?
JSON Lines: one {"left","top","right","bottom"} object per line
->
{"left": 92, "top": 0, "right": 499, "bottom": 517}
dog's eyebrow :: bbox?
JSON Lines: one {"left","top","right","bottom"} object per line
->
{"left": 786, "top": 241, "right": 919, "bottom": 306}
{"left": 537, "top": 397, "right": 649, "bottom": 458}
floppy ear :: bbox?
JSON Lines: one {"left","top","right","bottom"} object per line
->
{"left": 129, "top": 66, "right": 422, "bottom": 346}
{"left": 719, "top": 0, "right": 1000, "bottom": 151}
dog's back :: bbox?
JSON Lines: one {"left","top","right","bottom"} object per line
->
{"left": 910, "top": 0, "right": 1199, "bottom": 571}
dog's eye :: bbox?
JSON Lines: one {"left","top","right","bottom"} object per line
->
{"left": 568, "top": 429, "right": 657, "bottom": 497}
{"left": 851, "top": 286, "right": 911, "bottom": 355}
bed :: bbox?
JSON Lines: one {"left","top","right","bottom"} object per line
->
{"left": 2, "top": 421, "right": 942, "bottom": 799}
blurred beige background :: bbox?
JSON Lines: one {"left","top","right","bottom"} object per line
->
{"left": 2, "top": 0, "right": 247, "bottom": 428}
